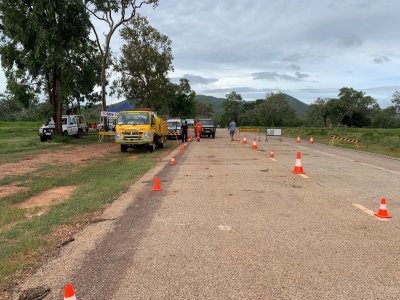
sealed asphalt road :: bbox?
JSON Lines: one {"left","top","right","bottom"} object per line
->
{"left": 13, "top": 129, "right": 400, "bottom": 299}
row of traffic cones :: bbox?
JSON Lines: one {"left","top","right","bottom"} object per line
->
{"left": 296, "top": 135, "right": 314, "bottom": 144}
{"left": 242, "top": 135, "right": 258, "bottom": 149}
{"left": 242, "top": 134, "right": 274, "bottom": 157}
{"left": 240, "top": 133, "right": 304, "bottom": 172}
{"left": 242, "top": 134, "right": 314, "bottom": 147}
{"left": 242, "top": 133, "right": 304, "bottom": 172}
{"left": 157, "top": 140, "right": 190, "bottom": 190}
{"left": 170, "top": 143, "right": 186, "bottom": 166}
{"left": 246, "top": 136, "right": 314, "bottom": 149}
{"left": 165, "top": 138, "right": 393, "bottom": 220}
{"left": 242, "top": 134, "right": 314, "bottom": 145}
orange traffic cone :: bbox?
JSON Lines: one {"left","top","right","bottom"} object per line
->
{"left": 189, "top": 130, "right": 193, "bottom": 142}
{"left": 184, "top": 142, "right": 187, "bottom": 148}
{"left": 309, "top": 136, "right": 314, "bottom": 144}
{"left": 292, "top": 152, "right": 305, "bottom": 174}
{"left": 270, "top": 150, "right": 274, "bottom": 158}
{"left": 179, "top": 147, "right": 184, "bottom": 154}
{"left": 170, "top": 156, "right": 176, "bottom": 165}
{"left": 374, "top": 198, "right": 392, "bottom": 218}
{"left": 242, "top": 135, "right": 247, "bottom": 144}
{"left": 296, "top": 135, "right": 301, "bottom": 143}
{"left": 252, "top": 138, "right": 258, "bottom": 149}
{"left": 153, "top": 176, "right": 162, "bottom": 191}
{"left": 64, "top": 284, "right": 77, "bottom": 300}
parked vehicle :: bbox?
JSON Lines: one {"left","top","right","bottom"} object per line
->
{"left": 115, "top": 108, "right": 168, "bottom": 152}
{"left": 186, "top": 119, "right": 194, "bottom": 127}
{"left": 75, "top": 115, "right": 89, "bottom": 135}
{"left": 199, "top": 118, "right": 216, "bottom": 138}
{"left": 97, "top": 118, "right": 115, "bottom": 132}
{"left": 38, "top": 115, "right": 87, "bottom": 142}
{"left": 167, "top": 118, "right": 182, "bottom": 139}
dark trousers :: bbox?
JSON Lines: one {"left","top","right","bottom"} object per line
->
{"left": 182, "top": 131, "right": 188, "bottom": 142}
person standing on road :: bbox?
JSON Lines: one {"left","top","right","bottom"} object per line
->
{"left": 181, "top": 120, "right": 188, "bottom": 143}
{"left": 229, "top": 118, "right": 236, "bottom": 141}
{"left": 194, "top": 119, "right": 202, "bottom": 142}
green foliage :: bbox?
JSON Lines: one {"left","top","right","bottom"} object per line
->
{"left": 167, "top": 78, "right": 196, "bottom": 119}
{"left": 222, "top": 91, "right": 244, "bottom": 123}
{"left": 259, "top": 92, "right": 298, "bottom": 127}
{"left": 0, "top": 0, "right": 101, "bottom": 135}
{"left": 195, "top": 102, "right": 214, "bottom": 118}
{"left": 391, "top": 90, "right": 400, "bottom": 106}
{"left": 113, "top": 14, "right": 172, "bottom": 111}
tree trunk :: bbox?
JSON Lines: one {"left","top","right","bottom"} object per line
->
{"left": 101, "top": 33, "right": 112, "bottom": 132}
{"left": 52, "top": 65, "right": 63, "bottom": 135}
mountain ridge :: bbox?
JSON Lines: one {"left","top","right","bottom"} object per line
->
{"left": 195, "top": 93, "right": 309, "bottom": 115}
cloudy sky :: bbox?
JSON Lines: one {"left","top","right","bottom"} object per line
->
{"left": 137, "top": 0, "right": 400, "bottom": 108}
{"left": 1, "top": 0, "right": 399, "bottom": 108}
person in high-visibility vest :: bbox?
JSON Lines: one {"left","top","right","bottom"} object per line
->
{"left": 194, "top": 119, "right": 202, "bottom": 141}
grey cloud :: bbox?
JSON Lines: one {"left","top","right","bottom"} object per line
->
{"left": 281, "top": 53, "right": 325, "bottom": 63}
{"left": 373, "top": 56, "right": 390, "bottom": 64}
{"left": 181, "top": 74, "right": 218, "bottom": 85}
{"left": 251, "top": 71, "right": 309, "bottom": 82}
{"left": 337, "top": 34, "right": 363, "bottom": 48}
{"left": 203, "top": 87, "right": 275, "bottom": 94}
{"left": 282, "top": 53, "right": 308, "bottom": 62}
{"left": 295, "top": 72, "right": 309, "bottom": 79}
{"left": 289, "top": 64, "right": 301, "bottom": 71}
{"left": 299, "top": 87, "right": 339, "bottom": 95}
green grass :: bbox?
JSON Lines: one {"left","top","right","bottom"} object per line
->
{"left": 0, "top": 122, "right": 176, "bottom": 290}
{"left": 0, "top": 121, "right": 100, "bottom": 164}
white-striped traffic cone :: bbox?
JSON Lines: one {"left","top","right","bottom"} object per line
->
{"left": 374, "top": 198, "right": 392, "bottom": 218}
{"left": 252, "top": 138, "right": 258, "bottom": 149}
{"left": 292, "top": 152, "right": 305, "bottom": 174}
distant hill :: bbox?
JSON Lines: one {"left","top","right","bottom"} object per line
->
{"left": 108, "top": 94, "right": 309, "bottom": 116}
{"left": 195, "top": 95, "right": 225, "bottom": 113}
{"left": 195, "top": 94, "right": 308, "bottom": 116}
{"left": 284, "top": 94, "right": 308, "bottom": 116}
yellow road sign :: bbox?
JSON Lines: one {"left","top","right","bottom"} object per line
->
{"left": 239, "top": 128, "right": 261, "bottom": 132}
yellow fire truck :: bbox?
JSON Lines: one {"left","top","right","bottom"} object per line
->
{"left": 115, "top": 108, "right": 168, "bottom": 152}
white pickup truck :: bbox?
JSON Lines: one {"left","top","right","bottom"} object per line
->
{"left": 38, "top": 115, "right": 87, "bottom": 142}
{"left": 166, "top": 118, "right": 182, "bottom": 139}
